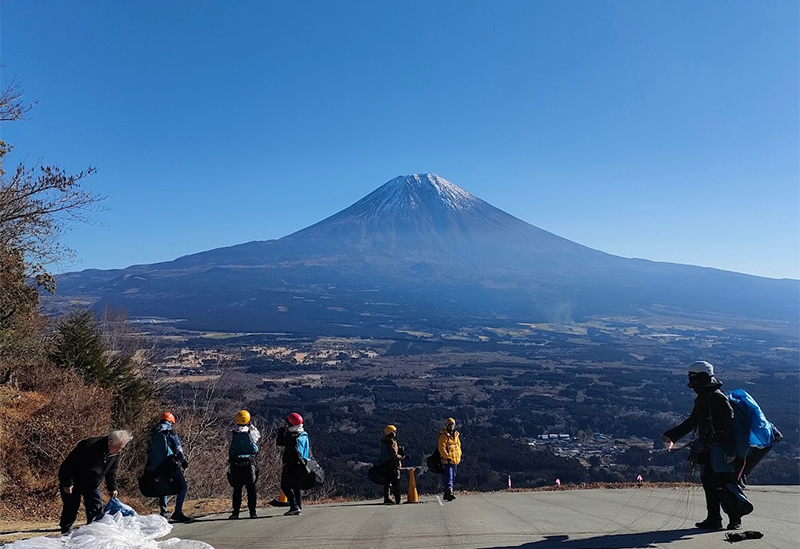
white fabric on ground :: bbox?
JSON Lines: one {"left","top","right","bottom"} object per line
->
{"left": 7, "top": 514, "right": 213, "bottom": 549}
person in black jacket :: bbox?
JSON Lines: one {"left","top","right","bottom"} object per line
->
{"left": 661, "top": 361, "right": 750, "bottom": 531}
{"left": 58, "top": 430, "right": 131, "bottom": 534}
{"left": 276, "top": 412, "right": 310, "bottom": 516}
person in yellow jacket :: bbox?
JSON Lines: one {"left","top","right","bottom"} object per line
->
{"left": 438, "top": 417, "right": 462, "bottom": 501}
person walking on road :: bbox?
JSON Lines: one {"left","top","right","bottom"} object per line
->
{"left": 276, "top": 412, "right": 310, "bottom": 516}
{"left": 145, "top": 412, "right": 191, "bottom": 523}
{"left": 377, "top": 425, "right": 405, "bottom": 505}
{"left": 227, "top": 410, "right": 261, "bottom": 519}
{"left": 661, "top": 361, "right": 750, "bottom": 530}
{"left": 439, "top": 417, "right": 462, "bottom": 501}
{"left": 58, "top": 430, "right": 131, "bottom": 534}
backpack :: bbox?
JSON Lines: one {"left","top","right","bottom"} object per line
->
{"left": 138, "top": 457, "right": 182, "bottom": 497}
{"left": 229, "top": 430, "right": 259, "bottom": 459}
{"left": 298, "top": 457, "right": 325, "bottom": 490}
{"left": 727, "top": 388, "right": 778, "bottom": 460}
{"left": 426, "top": 448, "right": 444, "bottom": 474}
{"left": 368, "top": 464, "right": 387, "bottom": 485}
{"left": 146, "top": 431, "right": 173, "bottom": 470}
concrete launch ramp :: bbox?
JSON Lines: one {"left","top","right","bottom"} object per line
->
{"left": 170, "top": 486, "right": 799, "bottom": 549}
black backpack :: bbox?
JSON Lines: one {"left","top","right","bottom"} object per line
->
{"left": 426, "top": 448, "right": 444, "bottom": 474}
{"left": 298, "top": 457, "right": 325, "bottom": 490}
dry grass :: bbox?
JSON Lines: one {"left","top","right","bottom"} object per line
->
{"left": 0, "top": 366, "right": 113, "bottom": 520}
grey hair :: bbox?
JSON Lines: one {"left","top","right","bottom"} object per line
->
{"left": 109, "top": 430, "right": 131, "bottom": 446}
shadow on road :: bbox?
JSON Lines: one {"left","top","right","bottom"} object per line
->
{"left": 323, "top": 502, "right": 411, "bottom": 508}
{"left": 191, "top": 515, "right": 277, "bottom": 523}
{"left": 484, "top": 528, "right": 700, "bottom": 549}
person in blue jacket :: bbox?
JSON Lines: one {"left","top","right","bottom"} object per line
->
{"left": 276, "top": 412, "right": 310, "bottom": 516}
{"left": 145, "top": 412, "right": 190, "bottom": 522}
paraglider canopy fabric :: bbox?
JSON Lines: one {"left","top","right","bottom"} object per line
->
{"left": 727, "top": 388, "right": 776, "bottom": 458}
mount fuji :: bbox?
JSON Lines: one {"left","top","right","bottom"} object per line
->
{"left": 50, "top": 173, "right": 798, "bottom": 333}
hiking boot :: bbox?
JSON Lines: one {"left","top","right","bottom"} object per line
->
{"left": 383, "top": 498, "right": 394, "bottom": 505}
{"left": 444, "top": 488, "right": 455, "bottom": 501}
{"left": 249, "top": 511, "right": 258, "bottom": 519}
{"left": 284, "top": 508, "right": 301, "bottom": 516}
{"left": 695, "top": 518, "right": 723, "bottom": 530}
{"left": 228, "top": 513, "right": 239, "bottom": 520}
{"left": 60, "top": 527, "right": 72, "bottom": 536}
{"left": 170, "top": 512, "right": 191, "bottom": 523}
{"left": 727, "top": 520, "right": 742, "bottom": 530}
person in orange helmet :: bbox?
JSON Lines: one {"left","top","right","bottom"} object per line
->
{"left": 145, "top": 412, "right": 190, "bottom": 522}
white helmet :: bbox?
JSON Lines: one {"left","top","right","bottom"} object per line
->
{"left": 687, "top": 360, "right": 714, "bottom": 377}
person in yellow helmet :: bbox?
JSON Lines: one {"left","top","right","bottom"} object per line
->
{"left": 377, "top": 425, "right": 405, "bottom": 504}
{"left": 227, "top": 410, "right": 260, "bottom": 519}
{"left": 438, "top": 418, "right": 462, "bottom": 501}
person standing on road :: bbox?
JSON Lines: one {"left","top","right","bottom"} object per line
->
{"left": 145, "top": 412, "right": 191, "bottom": 523}
{"left": 377, "top": 425, "right": 405, "bottom": 505}
{"left": 58, "top": 430, "right": 131, "bottom": 534}
{"left": 276, "top": 412, "right": 310, "bottom": 516}
{"left": 661, "top": 361, "right": 750, "bottom": 530}
{"left": 438, "top": 417, "right": 462, "bottom": 501}
{"left": 227, "top": 409, "right": 261, "bottom": 519}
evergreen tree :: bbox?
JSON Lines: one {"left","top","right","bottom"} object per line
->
{"left": 51, "top": 310, "right": 152, "bottom": 425}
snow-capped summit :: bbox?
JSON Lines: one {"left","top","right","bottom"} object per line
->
{"left": 50, "top": 173, "right": 798, "bottom": 333}
{"left": 367, "top": 173, "right": 482, "bottom": 214}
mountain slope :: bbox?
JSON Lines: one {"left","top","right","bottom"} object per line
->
{"left": 49, "top": 173, "right": 799, "bottom": 332}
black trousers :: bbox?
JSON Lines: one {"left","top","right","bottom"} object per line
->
{"left": 700, "top": 455, "right": 738, "bottom": 522}
{"left": 59, "top": 485, "right": 102, "bottom": 533}
{"left": 383, "top": 466, "right": 401, "bottom": 503}
{"left": 232, "top": 483, "right": 257, "bottom": 514}
{"left": 280, "top": 481, "right": 302, "bottom": 510}
{"left": 280, "top": 463, "right": 307, "bottom": 510}
{"left": 230, "top": 460, "right": 259, "bottom": 514}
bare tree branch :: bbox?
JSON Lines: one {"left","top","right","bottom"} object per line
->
{"left": 0, "top": 80, "right": 35, "bottom": 122}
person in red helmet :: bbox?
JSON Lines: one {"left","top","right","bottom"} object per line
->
{"left": 276, "top": 412, "right": 310, "bottom": 516}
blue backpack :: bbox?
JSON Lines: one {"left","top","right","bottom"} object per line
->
{"left": 727, "top": 388, "right": 777, "bottom": 460}
{"left": 230, "top": 430, "right": 259, "bottom": 459}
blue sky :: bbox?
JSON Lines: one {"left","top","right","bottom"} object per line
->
{"left": 1, "top": 0, "right": 797, "bottom": 279}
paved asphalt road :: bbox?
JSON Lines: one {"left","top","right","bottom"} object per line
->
{"left": 169, "top": 486, "right": 799, "bottom": 549}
